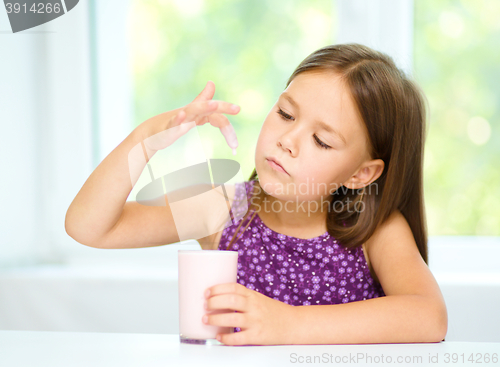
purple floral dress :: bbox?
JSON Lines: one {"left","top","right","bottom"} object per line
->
{"left": 218, "top": 180, "right": 385, "bottom": 331}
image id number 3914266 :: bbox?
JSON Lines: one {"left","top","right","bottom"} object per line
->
{"left": 5, "top": 3, "right": 62, "bottom": 14}
{"left": 443, "top": 353, "right": 498, "bottom": 364}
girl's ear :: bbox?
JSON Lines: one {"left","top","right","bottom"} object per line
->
{"left": 344, "top": 159, "right": 385, "bottom": 190}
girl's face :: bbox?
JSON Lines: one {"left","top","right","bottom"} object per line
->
{"left": 255, "top": 71, "right": 380, "bottom": 201}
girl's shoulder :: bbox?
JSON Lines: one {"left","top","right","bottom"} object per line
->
{"left": 365, "top": 209, "right": 407, "bottom": 251}
{"left": 361, "top": 211, "right": 406, "bottom": 283}
{"left": 363, "top": 209, "right": 416, "bottom": 282}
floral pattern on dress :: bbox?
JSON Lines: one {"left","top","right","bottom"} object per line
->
{"left": 218, "top": 180, "right": 386, "bottom": 332}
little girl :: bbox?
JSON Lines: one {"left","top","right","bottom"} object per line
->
{"left": 66, "top": 43, "right": 448, "bottom": 346}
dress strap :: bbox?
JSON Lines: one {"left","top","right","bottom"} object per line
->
{"left": 226, "top": 209, "right": 258, "bottom": 251}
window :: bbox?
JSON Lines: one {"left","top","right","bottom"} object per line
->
{"left": 6, "top": 0, "right": 495, "bottom": 267}
{"left": 414, "top": 0, "right": 500, "bottom": 235}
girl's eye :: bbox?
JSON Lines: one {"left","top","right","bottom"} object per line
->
{"left": 277, "top": 108, "right": 293, "bottom": 121}
{"left": 277, "top": 108, "right": 332, "bottom": 150}
{"left": 314, "top": 135, "right": 331, "bottom": 150}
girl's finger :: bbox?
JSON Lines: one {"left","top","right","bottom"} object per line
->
{"left": 206, "top": 294, "right": 247, "bottom": 313}
{"left": 204, "top": 310, "right": 247, "bottom": 328}
{"left": 199, "top": 113, "right": 239, "bottom": 153}
{"left": 210, "top": 100, "right": 240, "bottom": 115}
{"left": 182, "top": 100, "right": 240, "bottom": 125}
{"left": 201, "top": 111, "right": 228, "bottom": 129}
{"left": 206, "top": 282, "right": 248, "bottom": 298}
{"left": 192, "top": 81, "right": 215, "bottom": 103}
{"left": 220, "top": 122, "right": 238, "bottom": 150}
{"left": 217, "top": 329, "right": 249, "bottom": 346}
{"left": 209, "top": 114, "right": 238, "bottom": 150}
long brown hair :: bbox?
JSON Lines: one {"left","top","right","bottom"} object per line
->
{"left": 227, "top": 43, "right": 429, "bottom": 264}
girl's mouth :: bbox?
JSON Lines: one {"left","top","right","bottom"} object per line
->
{"left": 266, "top": 158, "right": 289, "bottom": 175}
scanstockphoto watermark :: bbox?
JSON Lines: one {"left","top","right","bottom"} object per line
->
{"left": 3, "top": 0, "right": 80, "bottom": 33}
{"left": 289, "top": 352, "right": 424, "bottom": 364}
{"left": 257, "top": 178, "right": 379, "bottom": 197}
{"left": 289, "top": 352, "right": 499, "bottom": 364}
{"left": 252, "top": 194, "right": 366, "bottom": 215}
{"left": 252, "top": 180, "right": 379, "bottom": 216}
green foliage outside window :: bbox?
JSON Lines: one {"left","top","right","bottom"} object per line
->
{"left": 415, "top": 0, "right": 500, "bottom": 235}
{"left": 128, "top": 0, "right": 335, "bottom": 181}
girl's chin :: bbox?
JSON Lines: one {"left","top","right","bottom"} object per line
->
{"left": 257, "top": 176, "right": 291, "bottom": 196}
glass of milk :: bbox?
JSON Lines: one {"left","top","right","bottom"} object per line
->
{"left": 178, "top": 250, "right": 238, "bottom": 344}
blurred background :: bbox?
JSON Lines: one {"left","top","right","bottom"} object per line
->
{"left": 0, "top": 0, "right": 499, "bottom": 342}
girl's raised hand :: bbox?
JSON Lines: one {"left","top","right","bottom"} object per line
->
{"left": 202, "top": 282, "right": 296, "bottom": 346}
{"left": 140, "top": 81, "right": 240, "bottom": 153}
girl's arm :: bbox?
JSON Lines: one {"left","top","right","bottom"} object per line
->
{"left": 65, "top": 110, "right": 181, "bottom": 248}
{"left": 65, "top": 83, "right": 240, "bottom": 249}
{"left": 287, "top": 209, "right": 448, "bottom": 344}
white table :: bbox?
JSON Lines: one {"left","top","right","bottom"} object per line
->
{"left": 0, "top": 331, "right": 498, "bottom": 367}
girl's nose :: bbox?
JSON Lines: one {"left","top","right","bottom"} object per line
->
{"left": 278, "top": 124, "right": 303, "bottom": 153}
{"left": 277, "top": 139, "right": 294, "bottom": 156}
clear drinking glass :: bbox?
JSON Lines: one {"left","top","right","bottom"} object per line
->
{"left": 178, "top": 250, "right": 238, "bottom": 345}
